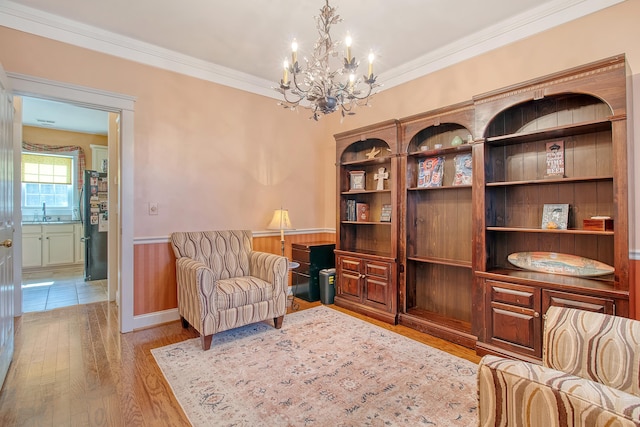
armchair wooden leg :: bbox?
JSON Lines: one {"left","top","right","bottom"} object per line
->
{"left": 180, "top": 316, "right": 189, "bottom": 329}
{"left": 201, "top": 334, "right": 213, "bottom": 351}
{"left": 274, "top": 315, "right": 284, "bottom": 329}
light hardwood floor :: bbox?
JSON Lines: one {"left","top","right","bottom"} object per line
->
{"left": 0, "top": 298, "right": 480, "bottom": 426}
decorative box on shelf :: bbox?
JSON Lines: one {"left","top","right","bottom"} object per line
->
{"left": 583, "top": 217, "right": 614, "bottom": 231}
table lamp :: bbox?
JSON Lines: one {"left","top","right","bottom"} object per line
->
{"left": 267, "top": 208, "right": 293, "bottom": 256}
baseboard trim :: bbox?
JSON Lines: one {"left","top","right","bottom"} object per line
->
{"left": 133, "top": 308, "right": 180, "bottom": 330}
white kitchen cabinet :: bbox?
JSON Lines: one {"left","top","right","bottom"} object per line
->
{"left": 22, "top": 223, "right": 81, "bottom": 268}
{"left": 22, "top": 225, "right": 43, "bottom": 268}
{"left": 74, "top": 223, "right": 85, "bottom": 263}
{"left": 43, "top": 224, "right": 75, "bottom": 266}
{"left": 91, "top": 144, "right": 108, "bottom": 172}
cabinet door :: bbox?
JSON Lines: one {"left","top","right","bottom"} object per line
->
{"left": 363, "top": 260, "right": 392, "bottom": 310}
{"left": 485, "top": 280, "right": 542, "bottom": 359}
{"left": 74, "top": 224, "right": 84, "bottom": 264}
{"left": 336, "top": 256, "right": 362, "bottom": 300}
{"left": 22, "top": 234, "right": 42, "bottom": 268}
{"left": 542, "top": 290, "right": 614, "bottom": 315}
{"left": 44, "top": 232, "right": 75, "bottom": 265}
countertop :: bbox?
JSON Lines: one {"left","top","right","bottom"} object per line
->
{"left": 22, "top": 220, "right": 82, "bottom": 225}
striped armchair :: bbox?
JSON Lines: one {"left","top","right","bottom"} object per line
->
{"left": 478, "top": 306, "right": 640, "bottom": 426}
{"left": 170, "top": 230, "right": 289, "bottom": 350}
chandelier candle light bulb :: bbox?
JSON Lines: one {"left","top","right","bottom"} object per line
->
{"left": 283, "top": 59, "right": 289, "bottom": 85}
{"left": 368, "top": 51, "right": 374, "bottom": 79}
{"left": 291, "top": 39, "right": 298, "bottom": 64}
{"left": 345, "top": 33, "right": 352, "bottom": 62}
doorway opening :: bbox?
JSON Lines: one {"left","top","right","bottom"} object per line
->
{"left": 20, "top": 96, "right": 111, "bottom": 312}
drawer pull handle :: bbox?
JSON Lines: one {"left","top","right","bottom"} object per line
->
{"left": 534, "top": 312, "right": 540, "bottom": 318}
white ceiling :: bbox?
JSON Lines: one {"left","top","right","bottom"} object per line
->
{"left": 1, "top": 0, "right": 625, "bottom": 134}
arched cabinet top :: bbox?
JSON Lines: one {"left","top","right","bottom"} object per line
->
{"left": 334, "top": 119, "right": 399, "bottom": 163}
{"left": 473, "top": 54, "right": 628, "bottom": 138}
{"left": 399, "top": 101, "right": 475, "bottom": 153}
{"left": 481, "top": 93, "right": 613, "bottom": 140}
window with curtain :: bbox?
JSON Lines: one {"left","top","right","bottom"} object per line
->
{"left": 21, "top": 152, "right": 75, "bottom": 208}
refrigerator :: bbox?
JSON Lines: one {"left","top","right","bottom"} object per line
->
{"left": 82, "top": 170, "right": 108, "bottom": 281}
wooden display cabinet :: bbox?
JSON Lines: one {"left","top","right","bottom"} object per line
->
{"left": 398, "top": 102, "right": 478, "bottom": 348}
{"left": 334, "top": 120, "right": 399, "bottom": 324}
{"left": 473, "top": 55, "right": 630, "bottom": 362}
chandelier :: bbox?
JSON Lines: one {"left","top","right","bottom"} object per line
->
{"left": 276, "top": 0, "right": 380, "bottom": 121}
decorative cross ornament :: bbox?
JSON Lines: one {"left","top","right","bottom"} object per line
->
{"left": 374, "top": 167, "right": 389, "bottom": 190}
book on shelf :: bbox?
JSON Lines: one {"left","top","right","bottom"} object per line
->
{"left": 346, "top": 199, "right": 357, "bottom": 221}
{"left": 380, "top": 204, "right": 392, "bottom": 222}
{"left": 417, "top": 157, "right": 444, "bottom": 188}
{"left": 356, "top": 202, "right": 370, "bottom": 222}
{"left": 452, "top": 153, "right": 472, "bottom": 186}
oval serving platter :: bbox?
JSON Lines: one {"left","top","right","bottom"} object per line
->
{"left": 507, "top": 252, "right": 614, "bottom": 277}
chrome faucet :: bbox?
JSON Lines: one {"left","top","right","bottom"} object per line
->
{"left": 42, "top": 202, "right": 50, "bottom": 222}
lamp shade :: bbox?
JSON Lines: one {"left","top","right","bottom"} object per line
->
{"left": 267, "top": 209, "right": 293, "bottom": 231}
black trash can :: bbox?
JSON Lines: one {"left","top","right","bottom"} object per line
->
{"left": 319, "top": 268, "right": 336, "bottom": 305}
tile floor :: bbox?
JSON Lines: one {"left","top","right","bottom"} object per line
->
{"left": 22, "top": 267, "right": 108, "bottom": 313}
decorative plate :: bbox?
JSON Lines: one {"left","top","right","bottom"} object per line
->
{"left": 507, "top": 252, "right": 614, "bottom": 277}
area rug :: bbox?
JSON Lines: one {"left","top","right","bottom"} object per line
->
{"left": 151, "top": 306, "right": 478, "bottom": 426}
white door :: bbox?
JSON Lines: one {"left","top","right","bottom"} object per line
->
{"left": 0, "top": 63, "right": 15, "bottom": 388}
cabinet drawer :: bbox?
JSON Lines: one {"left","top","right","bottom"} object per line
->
{"left": 339, "top": 257, "right": 361, "bottom": 273}
{"left": 296, "top": 261, "right": 310, "bottom": 275}
{"left": 488, "top": 281, "right": 536, "bottom": 309}
{"left": 23, "top": 225, "right": 42, "bottom": 234}
{"left": 365, "top": 262, "right": 389, "bottom": 279}
{"left": 44, "top": 224, "right": 75, "bottom": 234}
{"left": 542, "top": 290, "right": 614, "bottom": 315}
{"left": 292, "top": 248, "right": 310, "bottom": 264}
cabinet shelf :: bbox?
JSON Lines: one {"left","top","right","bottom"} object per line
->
{"left": 407, "top": 256, "right": 472, "bottom": 269}
{"left": 486, "top": 176, "right": 613, "bottom": 187}
{"left": 486, "top": 226, "right": 614, "bottom": 236}
{"left": 408, "top": 144, "right": 472, "bottom": 157}
{"left": 407, "top": 184, "right": 471, "bottom": 192}
{"left": 403, "top": 308, "right": 472, "bottom": 335}
{"left": 477, "top": 269, "right": 621, "bottom": 295}
{"left": 341, "top": 189, "right": 391, "bottom": 195}
{"left": 485, "top": 119, "right": 612, "bottom": 146}
{"left": 340, "top": 156, "right": 393, "bottom": 167}
{"left": 342, "top": 221, "right": 392, "bottom": 226}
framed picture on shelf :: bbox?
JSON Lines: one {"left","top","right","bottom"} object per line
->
{"left": 380, "top": 204, "right": 392, "bottom": 222}
{"left": 541, "top": 204, "right": 569, "bottom": 230}
{"left": 545, "top": 140, "right": 565, "bottom": 177}
{"left": 349, "top": 171, "right": 365, "bottom": 190}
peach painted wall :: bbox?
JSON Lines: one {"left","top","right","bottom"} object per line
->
{"left": 0, "top": 28, "right": 333, "bottom": 238}
{"left": 22, "top": 126, "right": 107, "bottom": 170}
{"left": 2, "top": 1, "right": 640, "bottom": 317}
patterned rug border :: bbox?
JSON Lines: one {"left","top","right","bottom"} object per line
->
{"left": 152, "top": 305, "right": 479, "bottom": 426}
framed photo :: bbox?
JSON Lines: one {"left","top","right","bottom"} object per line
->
{"left": 545, "top": 140, "right": 565, "bottom": 177}
{"left": 380, "top": 204, "right": 392, "bottom": 222}
{"left": 349, "top": 170, "right": 365, "bottom": 190}
{"left": 542, "top": 204, "right": 569, "bottom": 230}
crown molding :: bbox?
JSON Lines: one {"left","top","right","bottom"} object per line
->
{"left": 0, "top": 0, "right": 625, "bottom": 97}
{"left": 380, "top": 0, "right": 626, "bottom": 89}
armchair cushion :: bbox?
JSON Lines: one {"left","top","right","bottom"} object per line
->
{"left": 215, "top": 276, "right": 275, "bottom": 310}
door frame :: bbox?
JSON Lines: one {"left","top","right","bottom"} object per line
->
{"left": 9, "top": 72, "right": 136, "bottom": 333}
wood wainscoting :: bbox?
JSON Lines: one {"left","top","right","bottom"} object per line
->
{"left": 133, "top": 232, "right": 336, "bottom": 316}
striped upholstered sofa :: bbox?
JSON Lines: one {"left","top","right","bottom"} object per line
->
{"left": 170, "top": 230, "right": 289, "bottom": 350}
{"left": 478, "top": 306, "right": 640, "bottom": 426}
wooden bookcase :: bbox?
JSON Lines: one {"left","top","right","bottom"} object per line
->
{"left": 398, "top": 102, "right": 478, "bottom": 348}
{"left": 334, "top": 120, "right": 399, "bottom": 324}
{"left": 332, "top": 55, "right": 631, "bottom": 362}
{"left": 473, "top": 55, "right": 630, "bottom": 362}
